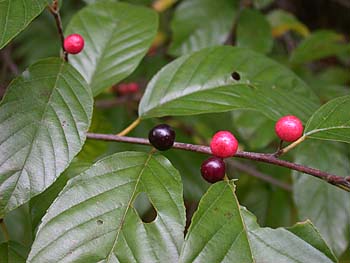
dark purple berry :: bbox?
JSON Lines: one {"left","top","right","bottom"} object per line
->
{"left": 148, "top": 124, "right": 175, "bottom": 151}
{"left": 201, "top": 157, "right": 226, "bottom": 183}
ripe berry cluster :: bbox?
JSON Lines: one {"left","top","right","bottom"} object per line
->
{"left": 148, "top": 118, "right": 303, "bottom": 184}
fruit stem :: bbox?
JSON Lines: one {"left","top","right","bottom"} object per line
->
{"left": 0, "top": 219, "right": 9, "bottom": 241}
{"left": 117, "top": 117, "right": 141, "bottom": 136}
{"left": 274, "top": 135, "right": 306, "bottom": 157}
{"left": 48, "top": 0, "right": 68, "bottom": 62}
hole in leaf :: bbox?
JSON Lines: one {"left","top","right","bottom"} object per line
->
{"left": 134, "top": 192, "right": 157, "bottom": 223}
{"left": 96, "top": 219, "right": 103, "bottom": 225}
{"left": 231, "top": 71, "right": 241, "bottom": 81}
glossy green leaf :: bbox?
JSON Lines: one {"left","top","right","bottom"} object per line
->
{"left": 28, "top": 152, "right": 185, "bottom": 262}
{"left": 30, "top": 161, "right": 92, "bottom": 231}
{"left": 304, "top": 95, "right": 350, "bottom": 143}
{"left": 169, "top": 0, "right": 238, "bottom": 56}
{"left": 293, "top": 140, "right": 350, "bottom": 256}
{"left": 0, "top": 241, "right": 29, "bottom": 263}
{"left": 242, "top": 208, "right": 337, "bottom": 262}
{"left": 236, "top": 9, "right": 273, "bottom": 54}
{"left": 65, "top": 1, "right": 158, "bottom": 96}
{"left": 179, "top": 179, "right": 335, "bottom": 262}
{"left": 179, "top": 181, "right": 254, "bottom": 263}
{"left": 0, "top": 58, "right": 93, "bottom": 217}
{"left": 290, "top": 30, "right": 350, "bottom": 64}
{"left": 139, "top": 46, "right": 319, "bottom": 122}
{"left": 267, "top": 9, "right": 309, "bottom": 37}
{"left": 0, "top": 0, "right": 47, "bottom": 49}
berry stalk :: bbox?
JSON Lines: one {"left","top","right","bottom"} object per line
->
{"left": 48, "top": 0, "right": 68, "bottom": 62}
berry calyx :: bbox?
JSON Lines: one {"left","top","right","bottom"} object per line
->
{"left": 210, "top": 131, "right": 238, "bottom": 158}
{"left": 275, "top": 115, "right": 303, "bottom": 142}
{"left": 64, "top": 34, "right": 84, "bottom": 54}
{"left": 201, "top": 157, "right": 226, "bottom": 183}
{"left": 148, "top": 124, "right": 175, "bottom": 151}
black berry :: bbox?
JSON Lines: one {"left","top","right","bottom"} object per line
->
{"left": 148, "top": 124, "right": 175, "bottom": 151}
{"left": 201, "top": 157, "right": 226, "bottom": 183}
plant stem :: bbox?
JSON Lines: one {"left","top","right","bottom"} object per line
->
{"left": 86, "top": 132, "right": 350, "bottom": 192}
{"left": 116, "top": 117, "right": 141, "bottom": 136}
{"left": 48, "top": 0, "right": 68, "bottom": 62}
{"left": 0, "top": 219, "right": 9, "bottom": 241}
{"left": 276, "top": 135, "right": 306, "bottom": 157}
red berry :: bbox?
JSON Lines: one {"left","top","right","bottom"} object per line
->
{"left": 117, "top": 83, "right": 129, "bottom": 95}
{"left": 64, "top": 34, "right": 84, "bottom": 54}
{"left": 128, "top": 82, "right": 139, "bottom": 93}
{"left": 275, "top": 115, "right": 303, "bottom": 142}
{"left": 201, "top": 157, "right": 226, "bottom": 183}
{"left": 210, "top": 131, "right": 238, "bottom": 158}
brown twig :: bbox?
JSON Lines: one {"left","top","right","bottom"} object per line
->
{"left": 86, "top": 132, "right": 350, "bottom": 192}
{"left": 227, "top": 160, "right": 292, "bottom": 191}
{"left": 48, "top": 0, "right": 68, "bottom": 62}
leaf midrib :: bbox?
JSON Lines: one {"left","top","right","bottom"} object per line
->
{"left": 105, "top": 152, "right": 154, "bottom": 262}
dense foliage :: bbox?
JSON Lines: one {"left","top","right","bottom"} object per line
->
{"left": 0, "top": 0, "right": 350, "bottom": 262}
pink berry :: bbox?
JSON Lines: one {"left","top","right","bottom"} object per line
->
{"left": 64, "top": 34, "right": 84, "bottom": 54}
{"left": 210, "top": 131, "right": 238, "bottom": 158}
{"left": 275, "top": 115, "right": 303, "bottom": 142}
{"left": 117, "top": 83, "right": 129, "bottom": 95}
{"left": 128, "top": 82, "right": 139, "bottom": 93}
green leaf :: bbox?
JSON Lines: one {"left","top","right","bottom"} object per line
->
{"left": 242, "top": 208, "right": 337, "bottom": 262}
{"left": 252, "top": 0, "right": 274, "bottom": 9}
{"left": 235, "top": 171, "right": 294, "bottom": 228}
{"left": 0, "top": 205, "right": 33, "bottom": 245}
{"left": 0, "top": 241, "right": 29, "bottom": 262}
{"left": 179, "top": 179, "right": 335, "bottom": 262}
{"left": 65, "top": 1, "right": 158, "bottom": 96}
{"left": 139, "top": 46, "right": 319, "bottom": 122}
{"left": 169, "top": 0, "right": 238, "bottom": 56}
{"left": 0, "top": 58, "right": 93, "bottom": 217}
{"left": 28, "top": 152, "right": 185, "bottom": 262}
{"left": 293, "top": 140, "right": 350, "bottom": 256}
{"left": 0, "top": 0, "right": 47, "bottom": 49}
{"left": 179, "top": 181, "right": 254, "bottom": 263}
{"left": 304, "top": 95, "right": 350, "bottom": 143}
{"left": 304, "top": 67, "right": 350, "bottom": 102}
{"left": 232, "top": 110, "right": 276, "bottom": 149}
{"left": 290, "top": 30, "right": 350, "bottom": 64}
{"left": 30, "top": 161, "right": 92, "bottom": 231}
{"left": 236, "top": 9, "right": 273, "bottom": 54}
{"left": 267, "top": 9, "right": 309, "bottom": 37}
